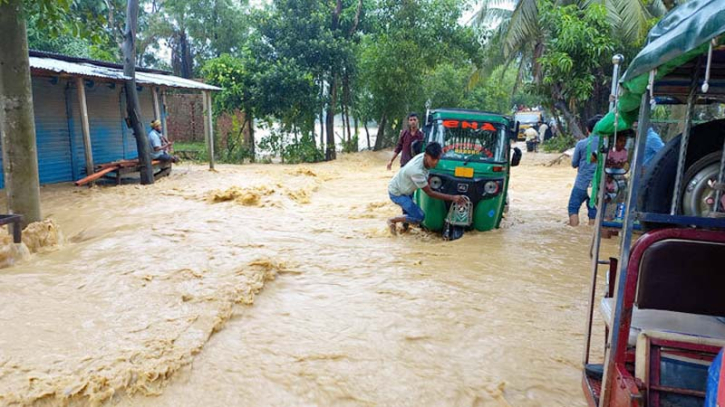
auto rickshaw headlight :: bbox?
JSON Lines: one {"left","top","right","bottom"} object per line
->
{"left": 484, "top": 181, "right": 499, "bottom": 195}
{"left": 430, "top": 176, "right": 443, "bottom": 190}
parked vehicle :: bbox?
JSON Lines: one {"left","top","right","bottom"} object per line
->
{"left": 581, "top": 1, "right": 725, "bottom": 406}
{"left": 414, "top": 108, "right": 519, "bottom": 238}
{"left": 514, "top": 110, "right": 544, "bottom": 141}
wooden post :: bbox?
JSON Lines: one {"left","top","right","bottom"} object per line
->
{"left": 76, "top": 77, "right": 94, "bottom": 177}
{"left": 152, "top": 87, "right": 161, "bottom": 121}
{"left": 202, "top": 91, "right": 209, "bottom": 161}
{"left": 161, "top": 90, "right": 168, "bottom": 140}
{"left": 203, "top": 91, "right": 215, "bottom": 169}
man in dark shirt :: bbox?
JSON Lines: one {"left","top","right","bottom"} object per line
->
{"left": 387, "top": 112, "right": 424, "bottom": 170}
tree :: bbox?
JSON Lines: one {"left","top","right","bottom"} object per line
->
{"left": 25, "top": 0, "right": 143, "bottom": 63}
{"left": 470, "top": 0, "right": 674, "bottom": 135}
{"left": 123, "top": 0, "right": 154, "bottom": 184}
{"left": 140, "top": 0, "right": 250, "bottom": 78}
{"left": 0, "top": 0, "right": 42, "bottom": 227}
{"left": 359, "top": 0, "right": 479, "bottom": 150}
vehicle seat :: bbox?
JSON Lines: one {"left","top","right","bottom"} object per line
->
{"left": 599, "top": 229, "right": 725, "bottom": 346}
{"left": 599, "top": 297, "right": 725, "bottom": 346}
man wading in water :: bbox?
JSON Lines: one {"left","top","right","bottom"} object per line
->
{"left": 387, "top": 113, "right": 424, "bottom": 170}
{"left": 387, "top": 142, "right": 466, "bottom": 235}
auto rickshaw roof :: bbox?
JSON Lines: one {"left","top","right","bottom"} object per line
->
{"left": 429, "top": 108, "right": 512, "bottom": 124}
{"left": 594, "top": 0, "right": 725, "bottom": 136}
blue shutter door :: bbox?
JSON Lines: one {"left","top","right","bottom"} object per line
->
{"left": 84, "top": 83, "right": 126, "bottom": 165}
{"left": 0, "top": 77, "right": 76, "bottom": 188}
{"left": 33, "top": 78, "right": 74, "bottom": 184}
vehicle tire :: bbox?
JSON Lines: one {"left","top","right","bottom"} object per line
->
{"left": 681, "top": 151, "right": 723, "bottom": 217}
{"left": 638, "top": 119, "right": 725, "bottom": 229}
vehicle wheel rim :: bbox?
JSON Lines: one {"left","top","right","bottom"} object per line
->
{"left": 682, "top": 162, "right": 719, "bottom": 217}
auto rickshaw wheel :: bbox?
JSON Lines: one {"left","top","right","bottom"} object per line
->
{"left": 638, "top": 119, "right": 725, "bottom": 230}
{"left": 682, "top": 151, "right": 723, "bottom": 217}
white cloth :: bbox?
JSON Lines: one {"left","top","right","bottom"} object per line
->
{"left": 388, "top": 153, "right": 429, "bottom": 196}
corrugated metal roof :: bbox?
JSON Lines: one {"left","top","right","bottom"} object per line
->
{"left": 30, "top": 56, "right": 130, "bottom": 82}
{"left": 29, "top": 55, "right": 221, "bottom": 91}
{"left": 136, "top": 71, "right": 220, "bottom": 91}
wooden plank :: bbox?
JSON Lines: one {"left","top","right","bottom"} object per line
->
{"left": 74, "top": 166, "right": 117, "bottom": 186}
{"left": 76, "top": 77, "right": 94, "bottom": 177}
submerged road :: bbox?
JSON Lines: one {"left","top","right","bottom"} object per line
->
{"left": 0, "top": 150, "right": 611, "bottom": 406}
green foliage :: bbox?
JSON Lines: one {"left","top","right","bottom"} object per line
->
{"left": 535, "top": 1, "right": 615, "bottom": 104}
{"left": 218, "top": 115, "right": 254, "bottom": 163}
{"left": 202, "top": 55, "right": 252, "bottom": 114}
{"left": 143, "top": 0, "right": 250, "bottom": 76}
{"left": 258, "top": 131, "right": 323, "bottom": 164}
{"left": 359, "top": 0, "right": 480, "bottom": 147}
{"left": 543, "top": 133, "right": 576, "bottom": 153}
{"left": 22, "top": 0, "right": 116, "bottom": 59}
{"left": 462, "top": 65, "right": 539, "bottom": 114}
{"left": 341, "top": 135, "right": 359, "bottom": 153}
{"left": 283, "top": 134, "right": 325, "bottom": 164}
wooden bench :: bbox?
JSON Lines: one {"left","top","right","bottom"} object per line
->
{"left": 0, "top": 214, "right": 23, "bottom": 243}
{"left": 75, "top": 159, "right": 172, "bottom": 186}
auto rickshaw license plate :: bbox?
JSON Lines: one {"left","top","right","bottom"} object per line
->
{"left": 454, "top": 167, "right": 474, "bottom": 178}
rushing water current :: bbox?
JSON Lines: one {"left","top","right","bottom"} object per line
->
{"left": 0, "top": 149, "right": 614, "bottom": 406}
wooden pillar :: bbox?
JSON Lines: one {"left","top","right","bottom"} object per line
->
{"left": 203, "top": 91, "right": 215, "bottom": 169}
{"left": 161, "top": 90, "right": 168, "bottom": 140}
{"left": 152, "top": 86, "right": 161, "bottom": 122}
{"left": 76, "top": 77, "right": 94, "bottom": 177}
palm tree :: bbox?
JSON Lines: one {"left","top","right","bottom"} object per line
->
{"left": 469, "top": 0, "right": 678, "bottom": 134}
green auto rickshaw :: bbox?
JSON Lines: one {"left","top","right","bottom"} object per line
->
{"left": 414, "top": 108, "right": 520, "bottom": 238}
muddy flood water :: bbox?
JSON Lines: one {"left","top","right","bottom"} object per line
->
{"left": 0, "top": 149, "right": 613, "bottom": 406}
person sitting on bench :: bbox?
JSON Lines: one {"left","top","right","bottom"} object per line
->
{"left": 148, "top": 120, "right": 179, "bottom": 163}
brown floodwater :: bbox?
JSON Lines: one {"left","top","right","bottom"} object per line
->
{"left": 0, "top": 149, "right": 613, "bottom": 406}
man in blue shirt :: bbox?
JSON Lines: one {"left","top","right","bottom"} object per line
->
{"left": 633, "top": 121, "right": 664, "bottom": 166}
{"left": 568, "top": 115, "right": 603, "bottom": 226}
{"left": 147, "top": 120, "right": 178, "bottom": 162}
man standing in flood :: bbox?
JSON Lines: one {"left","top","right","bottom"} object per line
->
{"left": 568, "top": 115, "right": 602, "bottom": 226}
{"left": 387, "top": 113, "right": 424, "bottom": 170}
{"left": 387, "top": 142, "right": 466, "bottom": 235}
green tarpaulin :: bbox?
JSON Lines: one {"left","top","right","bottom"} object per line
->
{"left": 593, "top": 0, "right": 725, "bottom": 136}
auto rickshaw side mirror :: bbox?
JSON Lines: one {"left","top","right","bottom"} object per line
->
{"left": 411, "top": 139, "right": 424, "bottom": 156}
{"left": 511, "top": 147, "right": 522, "bottom": 167}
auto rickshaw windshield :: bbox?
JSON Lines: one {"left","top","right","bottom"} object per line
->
{"left": 429, "top": 119, "right": 507, "bottom": 162}
{"left": 514, "top": 112, "right": 541, "bottom": 124}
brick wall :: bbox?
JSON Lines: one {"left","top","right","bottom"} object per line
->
{"left": 165, "top": 93, "right": 249, "bottom": 149}
{"left": 165, "top": 93, "right": 204, "bottom": 142}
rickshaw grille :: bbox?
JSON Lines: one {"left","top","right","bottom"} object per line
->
{"left": 446, "top": 197, "right": 473, "bottom": 226}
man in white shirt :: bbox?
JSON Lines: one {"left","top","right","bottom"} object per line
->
{"left": 387, "top": 142, "right": 466, "bottom": 235}
{"left": 538, "top": 121, "right": 549, "bottom": 144}
{"left": 524, "top": 127, "right": 539, "bottom": 152}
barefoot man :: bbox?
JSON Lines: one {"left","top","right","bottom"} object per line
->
{"left": 387, "top": 142, "right": 466, "bottom": 235}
